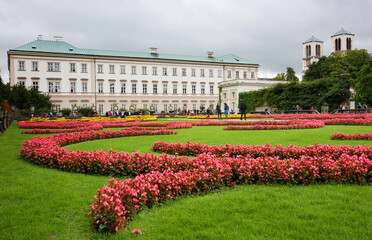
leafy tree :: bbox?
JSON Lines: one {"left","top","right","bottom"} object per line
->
{"left": 0, "top": 76, "right": 10, "bottom": 102}
{"left": 273, "top": 73, "right": 285, "bottom": 81}
{"left": 7, "top": 84, "right": 51, "bottom": 112}
{"left": 355, "top": 62, "right": 372, "bottom": 105}
{"left": 285, "top": 67, "right": 299, "bottom": 83}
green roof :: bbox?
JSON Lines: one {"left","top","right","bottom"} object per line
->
{"left": 9, "top": 40, "right": 258, "bottom": 66}
{"left": 332, "top": 28, "right": 354, "bottom": 37}
{"left": 303, "top": 36, "right": 323, "bottom": 44}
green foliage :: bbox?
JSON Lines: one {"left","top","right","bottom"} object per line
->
{"left": 77, "top": 106, "right": 93, "bottom": 117}
{"left": 0, "top": 76, "right": 10, "bottom": 102}
{"left": 273, "top": 73, "right": 286, "bottom": 80}
{"left": 354, "top": 62, "right": 372, "bottom": 105}
{"left": 285, "top": 67, "right": 299, "bottom": 83}
{"left": 6, "top": 83, "right": 51, "bottom": 112}
{"left": 61, "top": 108, "right": 71, "bottom": 117}
{"left": 239, "top": 78, "right": 350, "bottom": 112}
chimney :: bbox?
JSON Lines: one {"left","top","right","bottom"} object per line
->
{"left": 150, "top": 47, "right": 158, "bottom": 54}
{"left": 207, "top": 51, "right": 214, "bottom": 58}
{"left": 37, "top": 35, "right": 43, "bottom": 40}
{"left": 53, "top": 36, "right": 63, "bottom": 41}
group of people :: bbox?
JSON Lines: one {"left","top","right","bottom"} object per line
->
{"left": 105, "top": 111, "right": 142, "bottom": 117}
{"left": 215, "top": 100, "right": 247, "bottom": 120}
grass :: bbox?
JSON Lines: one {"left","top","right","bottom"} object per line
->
{"left": 0, "top": 121, "right": 371, "bottom": 239}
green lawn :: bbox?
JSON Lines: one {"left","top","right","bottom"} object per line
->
{"left": 0, "top": 121, "right": 371, "bottom": 239}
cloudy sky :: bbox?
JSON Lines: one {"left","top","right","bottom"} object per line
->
{"left": 1, "top": 0, "right": 371, "bottom": 82}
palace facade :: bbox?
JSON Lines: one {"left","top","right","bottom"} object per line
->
{"left": 8, "top": 36, "right": 281, "bottom": 114}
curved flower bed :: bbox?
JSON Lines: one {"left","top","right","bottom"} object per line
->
{"left": 223, "top": 120, "right": 324, "bottom": 130}
{"left": 17, "top": 119, "right": 372, "bottom": 233}
{"left": 273, "top": 113, "right": 372, "bottom": 120}
{"left": 330, "top": 132, "right": 372, "bottom": 140}
{"left": 21, "top": 123, "right": 103, "bottom": 134}
{"left": 323, "top": 119, "right": 372, "bottom": 125}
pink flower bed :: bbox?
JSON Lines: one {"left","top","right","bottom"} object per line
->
{"left": 223, "top": 120, "right": 324, "bottom": 130}
{"left": 21, "top": 123, "right": 103, "bottom": 134}
{"left": 330, "top": 132, "right": 372, "bottom": 140}
{"left": 273, "top": 113, "right": 372, "bottom": 120}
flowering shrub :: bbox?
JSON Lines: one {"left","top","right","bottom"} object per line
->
{"left": 330, "top": 132, "right": 372, "bottom": 140}
{"left": 273, "top": 113, "right": 372, "bottom": 120}
{"left": 21, "top": 123, "right": 103, "bottom": 134}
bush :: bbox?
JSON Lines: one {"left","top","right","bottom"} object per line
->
{"left": 77, "top": 107, "right": 93, "bottom": 117}
{"left": 61, "top": 108, "right": 71, "bottom": 117}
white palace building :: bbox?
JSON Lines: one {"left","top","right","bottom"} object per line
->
{"left": 8, "top": 36, "right": 281, "bottom": 114}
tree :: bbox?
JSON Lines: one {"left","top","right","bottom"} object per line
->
{"left": 285, "top": 67, "right": 299, "bottom": 83}
{"left": 7, "top": 84, "right": 51, "bottom": 112}
{"left": 0, "top": 76, "right": 10, "bottom": 102}
{"left": 273, "top": 73, "right": 285, "bottom": 81}
{"left": 77, "top": 106, "right": 93, "bottom": 117}
{"left": 355, "top": 62, "right": 372, "bottom": 105}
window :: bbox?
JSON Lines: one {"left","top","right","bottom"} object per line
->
{"left": 173, "top": 84, "right": 177, "bottom": 94}
{"left": 121, "top": 104, "right": 126, "bottom": 110}
{"left": 209, "top": 69, "right": 213, "bottom": 77}
{"left": 121, "top": 83, "right": 126, "bottom": 93}
{"left": 191, "top": 69, "right": 196, "bottom": 77}
{"left": 232, "top": 102, "right": 235, "bottom": 112}
{"left": 143, "top": 84, "right": 147, "bottom": 93}
{"left": 164, "top": 104, "right": 168, "bottom": 112}
{"left": 70, "top": 63, "right": 76, "bottom": 72}
{"left": 19, "top": 61, "right": 25, "bottom": 71}
{"left": 99, "top": 104, "right": 104, "bottom": 114}
{"left": 210, "top": 85, "right": 214, "bottom": 94}
{"left": 133, "top": 104, "right": 137, "bottom": 111}
{"left": 235, "top": 71, "right": 239, "bottom": 79}
{"left": 227, "top": 70, "right": 232, "bottom": 78}
{"left": 32, "top": 62, "right": 38, "bottom": 71}
{"left": 56, "top": 104, "right": 60, "bottom": 114}
{"left": 153, "top": 84, "right": 157, "bottom": 94}
{"left": 32, "top": 81, "right": 39, "bottom": 89}
{"left": 120, "top": 65, "right": 126, "bottom": 74}
{"left": 347, "top": 38, "right": 352, "bottom": 51}
{"left": 251, "top": 71, "right": 255, "bottom": 79}
{"left": 131, "top": 66, "right": 137, "bottom": 75}
{"left": 48, "top": 62, "right": 53, "bottom": 72}
{"left": 132, "top": 84, "right": 136, "bottom": 93}
{"left": 55, "top": 63, "right": 60, "bottom": 72}
{"left": 243, "top": 71, "right": 247, "bottom": 78}
{"left": 82, "top": 104, "right": 88, "bottom": 108}
{"left": 109, "top": 65, "right": 115, "bottom": 74}
{"left": 98, "top": 82, "right": 103, "bottom": 93}
{"left": 82, "top": 82, "right": 87, "bottom": 92}
{"left": 70, "top": 82, "right": 76, "bottom": 93}
{"left": 182, "top": 68, "right": 186, "bottom": 76}
{"left": 143, "top": 104, "right": 147, "bottom": 110}
{"left": 201, "top": 69, "right": 205, "bottom": 77}
{"left": 110, "top": 83, "right": 115, "bottom": 93}
{"left": 142, "top": 66, "right": 147, "bottom": 75}
{"left": 48, "top": 82, "right": 53, "bottom": 92}
{"left": 174, "top": 104, "right": 178, "bottom": 111}
{"left": 152, "top": 67, "right": 158, "bottom": 75}
{"left": 54, "top": 82, "right": 60, "bottom": 92}
{"left": 154, "top": 104, "right": 158, "bottom": 113}
{"left": 162, "top": 67, "right": 167, "bottom": 76}
{"left": 192, "top": 104, "right": 196, "bottom": 110}
{"left": 98, "top": 64, "right": 103, "bottom": 73}
{"left": 82, "top": 63, "right": 87, "bottom": 73}
{"left": 172, "top": 68, "right": 177, "bottom": 76}
{"left": 183, "top": 84, "right": 187, "bottom": 94}
{"left": 232, "top": 92, "right": 236, "bottom": 99}
{"left": 110, "top": 104, "right": 114, "bottom": 111}
{"left": 192, "top": 85, "right": 196, "bottom": 94}
{"left": 218, "top": 70, "right": 222, "bottom": 78}
{"left": 18, "top": 81, "right": 25, "bottom": 87}
{"left": 201, "top": 85, "right": 205, "bottom": 94}
{"left": 163, "top": 84, "right": 168, "bottom": 94}
{"left": 223, "top": 93, "right": 227, "bottom": 99}
{"left": 316, "top": 44, "right": 321, "bottom": 57}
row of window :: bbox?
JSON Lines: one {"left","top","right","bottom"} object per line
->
{"left": 18, "top": 61, "right": 255, "bottom": 79}
{"left": 305, "top": 44, "right": 321, "bottom": 58}
{"left": 96, "top": 83, "right": 214, "bottom": 95}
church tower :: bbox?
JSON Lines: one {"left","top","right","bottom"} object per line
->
{"left": 331, "top": 27, "right": 355, "bottom": 53}
{"left": 302, "top": 34, "right": 323, "bottom": 73}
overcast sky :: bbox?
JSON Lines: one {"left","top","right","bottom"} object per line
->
{"left": 1, "top": 0, "right": 371, "bottom": 82}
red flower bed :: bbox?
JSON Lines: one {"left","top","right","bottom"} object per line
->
{"left": 330, "top": 132, "right": 372, "bottom": 140}
{"left": 21, "top": 123, "right": 103, "bottom": 134}
{"left": 323, "top": 119, "right": 372, "bottom": 125}
{"left": 223, "top": 120, "right": 324, "bottom": 130}
{"left": 273, "top": 113, "right": 372, "bottom": 120}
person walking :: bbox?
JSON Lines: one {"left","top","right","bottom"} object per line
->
{"left": 216, "top": 103, "right": 222, "bottom": 120}
{"left": 224, "top": 103, "right": 229, "bottom": 120}
{"left": 239, "top": 100, "right": 247, "bottom": 120}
